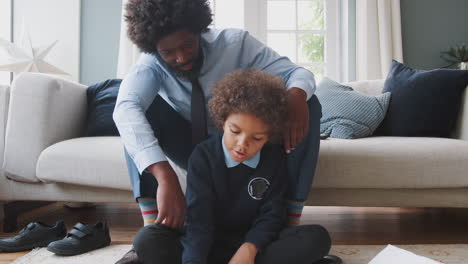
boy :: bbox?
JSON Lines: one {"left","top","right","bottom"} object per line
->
{"left": 133, "top": 70, "right": 334, "bottom": 264}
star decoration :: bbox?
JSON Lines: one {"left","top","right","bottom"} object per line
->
{"left": 0, "top": 24, "right": 69, "bottom": 75}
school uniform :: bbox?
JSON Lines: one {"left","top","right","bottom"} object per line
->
{"left": 133, "top": 134, "right": 331, "bottom": 264}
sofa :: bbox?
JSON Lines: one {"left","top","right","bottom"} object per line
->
{"left": 1, "top": 73, "right": 468, "bottom": 229}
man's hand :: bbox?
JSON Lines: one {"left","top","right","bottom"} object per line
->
{"left": 284, "top": 88, "right": 309, "bottom": 153}
{"left": 148, "top": 161, "right": 186, "bottom": 228}
{"left": 228, "top": 242, "right": 258, "bottom": 264}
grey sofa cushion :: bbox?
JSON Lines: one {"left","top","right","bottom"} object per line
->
{"left": 314, "top": 136, "right": 468, "bottom": 189}
{"left": 36, "top": 137, "right": 131, "bottom": 190}
{"left": 36, "top": 137, "right": 187, "bottom": 193}
{"left": 316, "top": 77, "right": 391, "bottom": 139}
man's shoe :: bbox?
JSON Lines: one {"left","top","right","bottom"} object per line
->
{"left": 0, "top": 221, "right": 66, "bottom": 252}
{"left": 115, "top": 248, "right": 142, "bottom": 264}
{"left": 47, "top": 222, "right": 111, "bottom": 256}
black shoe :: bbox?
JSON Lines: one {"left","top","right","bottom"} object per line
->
{"left": 115, "top": 248, "right": 142, "bottom": 264}
{"left": 0, "top": 221, "right": 66, "bottom": 252}
{"left": 313, "top": 255, "right": 343, "bottom": 264}
{"left": 47, "top": 222, "right": 111, "bottom": 256}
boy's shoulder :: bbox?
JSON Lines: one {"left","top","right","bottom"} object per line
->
{"left": 197, "top": 133, "right": 223, "bottom": 152}
{"left": 189, "top": 133, "right": 224, "bottom": 163}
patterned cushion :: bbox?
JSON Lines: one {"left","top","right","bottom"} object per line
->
{"left": 316, "top": 77, "right": 391, "bottom": 139}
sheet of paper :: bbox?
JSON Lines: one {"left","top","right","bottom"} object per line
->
{"left": 369, "top": 245, "right": 443, "bottom": 264}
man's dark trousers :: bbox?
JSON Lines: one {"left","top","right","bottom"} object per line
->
{"left": 124, "top": 94, "right": 322, "bottom": 202}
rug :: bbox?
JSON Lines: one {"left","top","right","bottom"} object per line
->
{"left": 11, "top": 244, "right": 468, "bottom": 263}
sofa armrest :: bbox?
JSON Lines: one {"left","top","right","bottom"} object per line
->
{"left": 3, "top": 73, "right": 87, "bottom": 183}
{"left": 454, "top": 86, "right": 468, "bottom": 140}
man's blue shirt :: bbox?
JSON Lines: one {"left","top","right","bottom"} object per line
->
{"left": 113, "top": 28, "right": 316, "bottom": 174}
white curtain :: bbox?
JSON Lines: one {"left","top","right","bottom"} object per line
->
{"left": 116, "top": 0, "right": 141, "bottom": 79}
{"left": 355, "top": 0, "right": 403, "bottom": 80}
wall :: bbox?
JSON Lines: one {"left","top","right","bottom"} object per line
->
{"left": 13, "top": 0, "right": 81, "bottom": 82}
{"left": 80, "top": 0, "right": 122, "bottom": 85}
{"left": 400, "top": 0, "right": 468, "bottom": 70}
{"left": 78, "top": 0, "right": 468, "bottom": 84}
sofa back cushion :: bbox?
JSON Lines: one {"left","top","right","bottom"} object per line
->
{"left": 376, "top": 60, "right": 468, "bottom": 137}
{"left": 344, "top": 79, "right": 385, "bottom": 96}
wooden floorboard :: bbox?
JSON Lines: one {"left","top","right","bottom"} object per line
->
{"left": 1, "top": 203, "right": 468, "bottom": 263}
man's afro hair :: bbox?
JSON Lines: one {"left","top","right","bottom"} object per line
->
{"left": 125, "top": 0, "right": 212, "bottom": 53}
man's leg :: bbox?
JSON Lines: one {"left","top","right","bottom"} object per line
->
{"left": 256, "top": 225, "right": 331, "bottom": 264}
{"left": 286, "top": 95, "right": 322, "bottom": 225}
{"left": 125, "top": 95, "right": 194, "bottom": 199}
{"left": 117, "top": 96, "right": 194, "bottom": 264}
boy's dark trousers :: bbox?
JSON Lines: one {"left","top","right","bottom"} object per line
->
{"left": 133, "top": 224, "right": 331, "bottom": 264}
{"left": 124, "top": 95, "right": 322, "bottom": 202}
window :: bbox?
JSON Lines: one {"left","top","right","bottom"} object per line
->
{"left": 208, "top": 0, "right": 341, "bottom": 81}
{"left": 0, "top": 0, "right": 12, "bottom": 85}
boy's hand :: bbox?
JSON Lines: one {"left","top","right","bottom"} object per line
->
{"left": 148, "top": 161, "right": 186, "bottom": 228}
{"left": 284, "top": 88, "right": 309, "bottom": 153}
{"left": 228, "top": 242, "right": 258, "bottom": 264}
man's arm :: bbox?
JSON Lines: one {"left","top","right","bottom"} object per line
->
{"left": 284, "top": 88, "right": 309, "bottom": 153}
{"left": 239, "top": 32, "right": 315, "bottom": 152}
{"left": 239, "top": 31, "right": 316, "bottom": 100}
{"left": 113, "top": 63, "right": 186, "bottom": 227}
{"left": 148, "top": 162, "right": 186, "bottom": 228}
{"left": 113, "top": 64, "right": 167, "bottom": 173}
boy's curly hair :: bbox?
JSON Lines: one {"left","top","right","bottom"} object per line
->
{"left": 125, "top": 0, "right": 212, "bottom": 54}
{"left": 209, "top": 70, "right": 289, "bottom": 143}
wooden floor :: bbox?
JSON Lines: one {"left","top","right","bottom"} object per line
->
{"left": 1, "top": 203, "right": 468, "bottom": 263}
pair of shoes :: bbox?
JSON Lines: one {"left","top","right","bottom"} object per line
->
{"left": 313, "top": 255, "right": 343, "bottom": 264}
{"left": 115, "top": 248, "right": 142, "bottom": 264}
{"left": 0, "top": 221, "right": 66, "bottom": 252}
{"left": 47, "top": 222, "right": 111, "bottom": 256}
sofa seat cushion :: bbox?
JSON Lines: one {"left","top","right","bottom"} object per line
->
{"left": 37, "top": 137, "right": 131, "bottom": 190}
{"left": 314, "top": 136, "right": 468, "bottom": 189}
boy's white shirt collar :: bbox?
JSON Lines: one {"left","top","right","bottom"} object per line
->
{"left": 222, "top": 135, "right": 260, "bottom": 168}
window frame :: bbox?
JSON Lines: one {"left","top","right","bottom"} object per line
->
{"left": 211, "top": 0, "right": 342, "bottom": 81}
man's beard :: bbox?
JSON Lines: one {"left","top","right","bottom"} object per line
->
{"left": 170, "top": 50, "right": 204, "bottom": 80}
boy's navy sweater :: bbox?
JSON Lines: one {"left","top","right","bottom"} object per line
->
{"left": 181, "top": 133, "right": 288, "bottom": 264}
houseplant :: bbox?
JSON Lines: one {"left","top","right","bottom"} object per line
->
{"left": 441, "top": 44, "right": 468, "bottom": 70}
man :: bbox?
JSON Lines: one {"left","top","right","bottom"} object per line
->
{"left": 113, "top": 0, "right": 322, "bottom": 263}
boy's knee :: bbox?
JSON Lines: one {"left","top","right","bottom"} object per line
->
{"left": 133, "top": 225, "right": 157, "bottom": 254}
{"left": 302, "top": 224, "right": 331, "bottom": 255}
{"left": 133, "top": 224, "right": 183, "bottom": 263}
